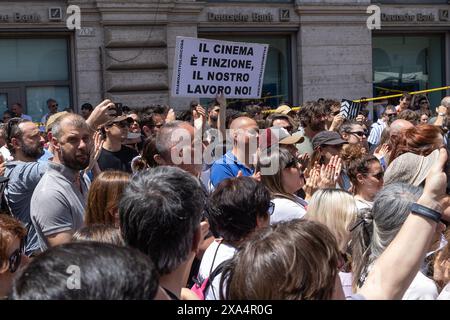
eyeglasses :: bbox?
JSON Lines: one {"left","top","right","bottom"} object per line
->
{"left": 331, "top": 110, "right": 340, "bottom": 116}
{"left": 386, "top": 113, "right": 397, "bottom": 118}
{"left": 8, "top": 239, "right": 24, "bottom": 273}
{"left": 349, "top": 131, "right": 367, "bottom": 137}
{"left": 267, "top": 201, "right": 275, "bottom": 216}
{"left": 6, "top": 117, "right": 23, "bottom": 141}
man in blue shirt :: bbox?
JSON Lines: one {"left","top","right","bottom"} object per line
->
{"left": 210, "top": 117, "right": 258, "bottom": 188}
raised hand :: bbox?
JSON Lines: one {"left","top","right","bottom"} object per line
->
{"left": 329, "top": 114, "right": 345, "bottom": 131}
{"left": 318, "top": 156, "right": 342, "bottom": 189}
{"left": 166, "top": 108, "right": 176, "bottom": 123}
{"left": 86, "top": 99, "right": 115, "bottom": 131}
{"left": 304, "top": 167, "right": 320, "bottom": 200}
{"left": 374, "top": 143, "right": 390, "bottom": 159}
{"left": 86, "top": 131, "right": 104, "bottom": 173}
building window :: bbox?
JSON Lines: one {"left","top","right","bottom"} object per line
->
{"left": 373, "top": 35, "right": 444, "bottom": 109}
{"left": 0, "top": 38, "right": 71, "bottom": 121}
{"left": 198, "top": 34, "right": 292, "bottom": 108}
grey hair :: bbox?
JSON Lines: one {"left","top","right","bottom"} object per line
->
{"left": 51, "top": 114, "right": 88, "bottom": 140}
{"left": 155, "top": 120, "right": 189, "bottom": 160}
{"left": 441, "top": 96, "right": 450, "bottom": 108}
{"left": 351, "top": 183, "right": 422, "bottom": 289}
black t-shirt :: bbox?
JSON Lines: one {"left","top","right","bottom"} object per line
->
{"left": 97, "top": 146, "right": 139, "bottom": 173}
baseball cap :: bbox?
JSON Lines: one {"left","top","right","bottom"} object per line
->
{"left": 312, "top": 131, "right": 348, "bottom": 150}
{"left": 275, "top": 105, "right": 292, "bottom": 115}
{"left": 260, "top": 126, "right": 304, "bottom": 150}
{"left": 102, "top": 115, "right": 133, "bottom": 127}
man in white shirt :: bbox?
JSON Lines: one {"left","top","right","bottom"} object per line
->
{"left": 368, "top": 105, "right": 397, "bottom": 149}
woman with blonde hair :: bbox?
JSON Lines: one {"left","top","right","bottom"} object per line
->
{"left": 306, "top": 189, "right": 358, "bottom": 298}
{"left": 84, "top": 171, "right": 130, "bottom": 227}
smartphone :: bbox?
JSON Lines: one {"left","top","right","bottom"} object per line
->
{"left": 106, "top": 103, "right": 123, "bottom": 117}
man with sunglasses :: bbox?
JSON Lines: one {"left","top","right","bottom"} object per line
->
{"left": 97, "top": 114, "right": 138, "bottom": 173}
{"left": 367, "top": 105, "right": 397, "bottom": 149}
{"left": 339, "top": 121, "right": 369, "bottom": 151}
{"left": 41, "top": 98, "right": 58, "bottom": 125}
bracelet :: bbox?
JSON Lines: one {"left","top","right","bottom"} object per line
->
{"left": 410, "top": 203, "right": 442, "bottom": 223}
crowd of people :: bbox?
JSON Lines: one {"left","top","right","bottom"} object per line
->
{"left": 0, "top": 91, "right": 449, "bottom": 300}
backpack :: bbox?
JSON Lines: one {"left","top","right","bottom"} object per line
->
{"left": 191, "top": 241, "right": 227, "bottom": 300}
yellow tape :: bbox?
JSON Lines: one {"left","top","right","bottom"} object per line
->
{"left": 354, "top": 86, "right": 450, "bottom": 103}
{"left": 260, "top": 85, "right": 450, "bottom": 114}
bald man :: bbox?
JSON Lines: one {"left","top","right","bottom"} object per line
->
{"left": 390, "top": 119, "right": 414, "bottom": 138}
{"left": 209, "top": 117, "right": 259, "bottom": 188}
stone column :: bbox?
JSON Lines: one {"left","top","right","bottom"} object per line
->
{"left": 295, "top": 0, "right": 372, "bottom": 102}
{"left": 74, "top": 0, "right": 204, "bottom": 110}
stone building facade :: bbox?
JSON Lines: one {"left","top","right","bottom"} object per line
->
{"left": 0, "top": 0, "right": 449, "bottom": 120}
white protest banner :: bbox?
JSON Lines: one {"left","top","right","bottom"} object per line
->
{"left": 171, "top": 36, "right": 268, "bottom": 99}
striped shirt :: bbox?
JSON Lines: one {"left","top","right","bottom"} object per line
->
{"left": 368, "top": 119, "right": 386, "bottom": 147}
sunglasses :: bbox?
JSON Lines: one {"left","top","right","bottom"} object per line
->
{"left": 331, "top": 111, "right": 340, "bottom": 116}
{"left": 370, "top": 171, "right": 384, "bottom": 180}
{"left": 9, "top": 239, "right": 25, "bottom": 273}
{"left": 387, "top": 113, "right": 397, "bottom": 118}
{"left": 6, "top": 117, "right": 23, "bottom": 141}
{"left": 349, "top": 131, "right": 368, "bottom": 137}
{"left": 267, "top": 201, "right": 275, "bottom": 216}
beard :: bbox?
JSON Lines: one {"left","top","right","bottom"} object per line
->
{"left": 60, "top": 147, "right": 91, "bottom": 170}
{"left": 209, "top": 114, "right": 218, "bottom": 122}
{"left": 21, "top": 142, "right": 44, "bottom": 160}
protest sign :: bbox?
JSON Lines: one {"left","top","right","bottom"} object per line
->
{"left": 171, "top": 36, "right": 268, "bottom": 99}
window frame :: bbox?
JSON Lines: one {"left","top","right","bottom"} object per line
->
{"left": 0, "top": 33, "right": 74, "bottom": 117}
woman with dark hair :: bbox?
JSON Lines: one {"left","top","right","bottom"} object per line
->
{"left": 197, "top": 177, "right": 272, "bottom": 300}
{"left": 84, "top": 171, "right": 130, "bottom": 227}
{"left": 347, "top": 154, "right": 384, "bottom": 211}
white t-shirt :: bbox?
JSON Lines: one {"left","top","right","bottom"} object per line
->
{"left": 198, "top": 240, "right": 236, "bottom": 300}
{"left": 437, "top": 283, "right": 450, "bottom": 300}
{"left": 355, "top": 197, "right": 373, "bottom": 211}
{"left": 271, "top": 195, "right": 307, "bottom": 224}
{"left": 402, "top": 271, "right": 439, "bottom": 300}
{"left": 0, "top": 145, "right": 12, "bottom": 161}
